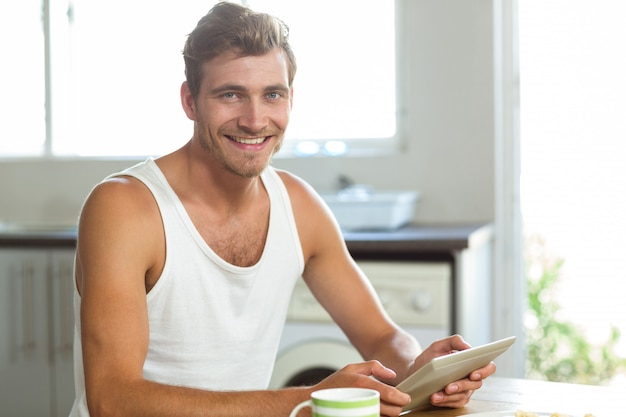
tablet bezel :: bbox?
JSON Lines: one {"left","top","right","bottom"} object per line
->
{"left": 396, "top": 336, "right": 517, "bottom": 413}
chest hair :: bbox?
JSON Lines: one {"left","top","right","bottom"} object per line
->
{"left": 196, "top": 213, "right": 269, "bottom": 267}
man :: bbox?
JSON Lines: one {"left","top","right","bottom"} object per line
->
{"left": 70, "top": 2, "right": 495, "bottom": 416}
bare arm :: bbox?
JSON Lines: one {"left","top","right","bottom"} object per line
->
{"left": 280, "top": 171, "right": 496, "bottom": 409}
{"left": 279, "top": 172, "right": 420, "bottom": 380}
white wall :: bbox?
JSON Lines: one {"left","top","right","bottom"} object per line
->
{"left": 0, "top": 0, "right": 497, "bottom": 227}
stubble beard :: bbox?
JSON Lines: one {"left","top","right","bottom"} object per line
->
{"left": 197, "top": 128, "right": 284, "bottom": 179}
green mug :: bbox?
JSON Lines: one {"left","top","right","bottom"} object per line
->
{"left": 289, "top": 388, "right": 380, "bottom": 417}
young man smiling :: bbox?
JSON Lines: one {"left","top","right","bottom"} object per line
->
{"left": 70, "top": 2, "right": 495, "bottom": 417}
{"left": 187, "top": 48, "right": 292, "bottom": 179}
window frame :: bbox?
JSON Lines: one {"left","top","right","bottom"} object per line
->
{"left": 3, "top": 0, "right": 407, "bottom": 161}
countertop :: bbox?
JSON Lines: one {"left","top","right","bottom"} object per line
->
{"left": 0, "top": 226, "right": 79, "bottom": 248}
{"left": 407, "top": 376, "right": 619, "bottom": 416}
{"left": 343, "top": 223, "right": 492, "bottom": 254}
{"left": 0, "top": 223, "right": 492, "bottom": 253}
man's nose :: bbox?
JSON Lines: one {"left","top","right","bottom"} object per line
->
{"left": 238, "top": 99, "right": 268, "bottom": 132}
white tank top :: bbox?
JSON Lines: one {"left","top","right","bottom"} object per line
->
{"left": 70, "top": 158, "right": 304, "bottom": 416}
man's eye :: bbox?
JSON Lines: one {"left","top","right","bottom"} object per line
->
{"left": 223, "top": 92, "right": 237, "bottom": 99}
{"left": 266, "top": 92, "right": 281, "bottom": 100}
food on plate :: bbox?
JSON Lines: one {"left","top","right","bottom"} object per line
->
{"left": 514, "top": 411, "right": 595, "bottom": 417}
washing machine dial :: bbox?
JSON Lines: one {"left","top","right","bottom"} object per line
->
{"left": 411, "top": 290, "right": 432, "bottom": 313}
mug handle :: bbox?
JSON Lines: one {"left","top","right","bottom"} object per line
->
{"left": 289, "top": 399, "right": 312, "bottom": 417}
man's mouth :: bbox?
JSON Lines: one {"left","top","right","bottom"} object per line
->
{"left": 227, "top": 135, "right": 269, "bottom": 145}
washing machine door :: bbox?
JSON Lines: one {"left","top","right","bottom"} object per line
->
{"left": 269, "top": 340, "right": 362, "bottom": 388}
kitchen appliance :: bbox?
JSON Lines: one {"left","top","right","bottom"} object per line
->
{"left": 269, "top": 261, "right": 451, "bottom": 388}
{"left": 320, "top": 187, "right": 420, "bottom": 231}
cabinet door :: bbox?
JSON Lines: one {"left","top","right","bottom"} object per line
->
{"left": 0, "top": 249, "right": 52, "bottom": 417}
{"left": 49, "top": 248, "right": 76, "bottom": 417}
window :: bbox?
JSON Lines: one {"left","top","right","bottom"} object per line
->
{"left": 519, "top": 0, "right": 626, "bottom": 384}
{"left": 1, "top": 0, "right": 398, "bottom": 158}
{"left": 0, "top": 0, "right": 46, "bottom": 156}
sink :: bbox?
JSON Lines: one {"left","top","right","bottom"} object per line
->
{"left": 320, "top": 187, "right": 420, "bottom": 231}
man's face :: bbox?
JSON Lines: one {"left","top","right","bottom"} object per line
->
{"left": 186, "top": 49, "right": 293, "bottom": 178}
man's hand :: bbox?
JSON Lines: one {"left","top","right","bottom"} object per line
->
{"left": 411, "top": 335, "right": 497, "bottom": 409}
{"left": 313, "top": 361, "right": 411, "bottom": 417}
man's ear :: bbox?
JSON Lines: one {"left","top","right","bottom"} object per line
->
{"left": 180, "top": 81, "right": 196, "bottom": 121}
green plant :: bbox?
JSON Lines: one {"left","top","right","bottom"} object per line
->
{"left": 524, "top": 234, "right": 626, "bottom": 385}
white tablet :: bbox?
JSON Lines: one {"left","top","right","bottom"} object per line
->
{"left": 397, "top": 336, "right": 516, "bottom": 414}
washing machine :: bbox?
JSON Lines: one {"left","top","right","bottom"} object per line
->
{"left": 269, "top": 261, "right": 451, "bottom": 388}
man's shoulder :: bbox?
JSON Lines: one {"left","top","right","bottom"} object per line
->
{"left": 90, "top": 174, "right": 153, "bottom": 203}
{"left": 81, "top": 174, "right": 159, "bottom": 229}
{"left": 272, "top": 168, "right": 314, "bottom": 195}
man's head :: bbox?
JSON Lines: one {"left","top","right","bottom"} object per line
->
{"left": 183, "top": 1, "right": 297, "bottom": 101}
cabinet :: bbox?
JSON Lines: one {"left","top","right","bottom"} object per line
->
{"left": 0, "top": 248, "right": 76, "bottom": 417}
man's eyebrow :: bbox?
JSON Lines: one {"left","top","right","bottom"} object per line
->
{"left": 264, "top": 84, "right": 290, "bottom": 93}
{"left": 209, "top": 84, "right": 290, "bottom": 95}
{"left": 209, "top": 84, "right": 247, "bottom": 95}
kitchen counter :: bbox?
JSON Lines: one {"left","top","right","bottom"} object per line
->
{"left": 0, "top": 222, "right": 492, "bottom": 253}
{"left": 343, "top": 223, "right": 492, "bottom": 260}
{"left": 0, "top": 227, "right": 78, "bottom": 248}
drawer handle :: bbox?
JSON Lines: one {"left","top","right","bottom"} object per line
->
{"left": 21, "top": 260, "right": 36, "bottom": 353}
{"left": 59, "top": 259, "right": 74, "bottom": 353}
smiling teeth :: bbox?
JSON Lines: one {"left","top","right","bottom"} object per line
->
{"left": 232, "top": 136, "right": 266, "bottom": 145}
